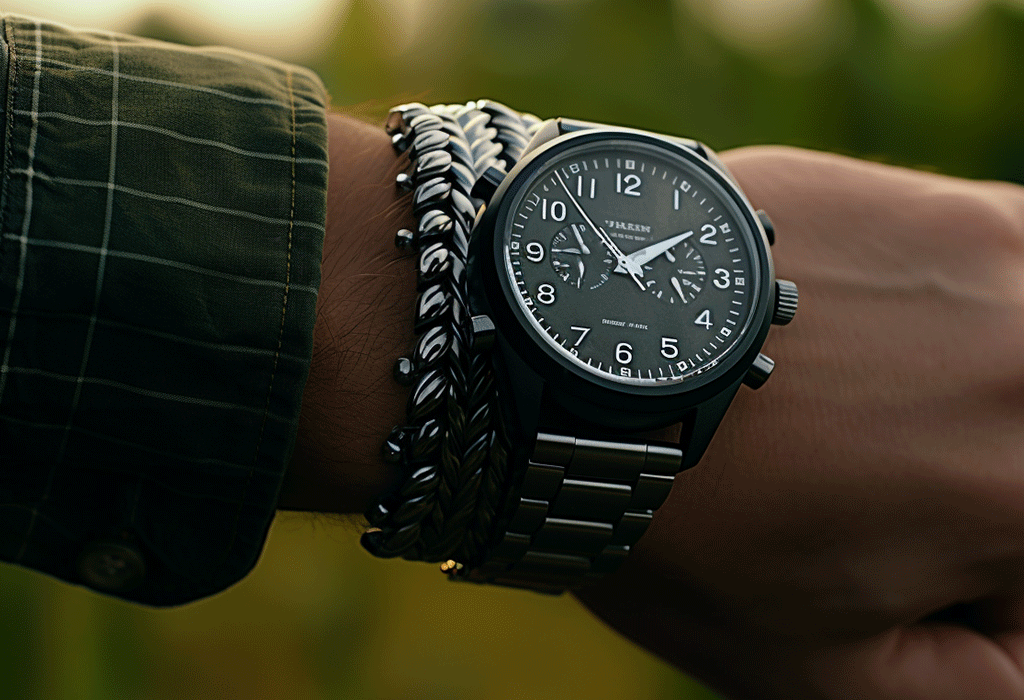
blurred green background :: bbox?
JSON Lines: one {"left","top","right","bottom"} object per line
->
{"left": 3, "top": 0, "right": 1024, "bottom": 698}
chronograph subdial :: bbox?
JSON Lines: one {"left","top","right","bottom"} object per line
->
{"left": 550, "top": 223, "right": 615, "bottom": 290}
{"left": 642, "top": 240, "right": 707, "bottom": 305}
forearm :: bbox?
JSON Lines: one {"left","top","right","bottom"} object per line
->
{"left": 279, "top": 124, "right": 1024, "bottom": 524}
{"left": 279, "top": 112, "right": 414, "bottom": 514}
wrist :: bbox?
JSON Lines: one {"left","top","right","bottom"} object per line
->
{"left": 279, "top": 111, "right": 414, "bottom": 514}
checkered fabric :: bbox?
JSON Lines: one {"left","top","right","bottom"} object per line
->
{"left": 0, "top": 16, "right": 328, "bottom": 606}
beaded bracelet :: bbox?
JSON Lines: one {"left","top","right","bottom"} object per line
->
{"left": 360, "top": 101, "right": 542, "bottom": 571}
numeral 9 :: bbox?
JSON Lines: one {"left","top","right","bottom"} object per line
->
{"left": 525, "top": 241, "right": 545, "bottom": 263}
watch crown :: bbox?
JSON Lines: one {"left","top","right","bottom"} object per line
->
{"left": 772, "top": 279, "right": 799, "bottom": 325}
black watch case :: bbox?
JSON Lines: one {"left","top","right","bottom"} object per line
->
{"left": 468, "top": 123, "right": 777, "bottom": 458}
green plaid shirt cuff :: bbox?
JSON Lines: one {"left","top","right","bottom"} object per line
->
{"left": 0, "top": 16, "right": 328, "bottom": 606}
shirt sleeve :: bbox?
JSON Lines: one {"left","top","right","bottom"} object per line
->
{"left": 0, "top": 15, "right": 328, "bottom": 606}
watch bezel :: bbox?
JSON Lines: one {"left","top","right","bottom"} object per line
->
{"left": 469, "top": 126, "right": 775, "bottom": 419}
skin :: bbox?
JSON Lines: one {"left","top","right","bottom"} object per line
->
{"left": 282, "top": 113, "right": 1024, "bottom": 699}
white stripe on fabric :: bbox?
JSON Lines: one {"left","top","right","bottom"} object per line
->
{"left": 13, "top": 110, "right": 328, "bottom": 167}
{"left": 5, "top": 367, "right": 295, "bottom": 423}
{"left": 7, "top": 169, "right": 326, "bottom": 232}
{"left": 39, "top": 56, "right": 324, "bottom": 110}
{"left": 60, "top": 37, "right": 120, "bottom": 459}
{"left": 9, "top": 24, "right": 45, "bottom": 563}
{"left": 0, "top": 503, "right": 79, "bottom": 541}
{"left": 21, "top": 37, "right": 121, "bottom": 560}
{"left": 0, "top": 23, "right": 43, "bottom": 402}
{"left": 92, "top": 317, "right": 312, "bottom": 363}
{"left": 0, "top": 414, "right": 279, "bottom": 476}
{"left": 6, "top": 307, "right": 310, "bottom": 363}
{"left": 0, "top": 233, "right": 319, "bottom": 294}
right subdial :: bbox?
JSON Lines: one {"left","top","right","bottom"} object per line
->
{"left": 644, "top": 240, "right": 707, "bottom": 305}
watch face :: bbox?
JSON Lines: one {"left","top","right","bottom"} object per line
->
{"left": 500, "top": 135, "right": 764, "bottom": 388}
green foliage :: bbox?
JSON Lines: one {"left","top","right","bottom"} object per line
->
{"left": 315, "top": 0, "right": 1024, "bottom": 183}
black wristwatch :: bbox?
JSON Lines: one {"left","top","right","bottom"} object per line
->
{"left": 368, "top": 102, "right": 798, "bottom": 594}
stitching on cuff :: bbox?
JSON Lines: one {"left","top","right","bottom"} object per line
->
{"left": 224, "top": 67, "right": 299, "bottom": 566}
{"left": 0, "top": 18, "right": 21, "bottom": 267}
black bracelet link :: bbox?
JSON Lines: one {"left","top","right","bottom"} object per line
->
{"left": 361, "top": 101, "right": 541, "bottom": 570}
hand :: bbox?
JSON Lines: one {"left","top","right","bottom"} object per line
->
{"left": 613, "top": 229, "right": 693, "bottom": 275}
{"left": 554, "top": 170, "right": 646, "bottom": 287}
{"left": 575, "top": 146, "right": 1024, "bottom": 700}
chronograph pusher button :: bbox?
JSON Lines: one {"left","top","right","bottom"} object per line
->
{"left": 756, "top": 210, "right": 775, "bottom": 246}
{"left": 743, "top": 353, "right": 775, "bottom": 390}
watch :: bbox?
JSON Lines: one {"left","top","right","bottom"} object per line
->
{"left": 372, "top": 102, "right": 798, "bottom": 594}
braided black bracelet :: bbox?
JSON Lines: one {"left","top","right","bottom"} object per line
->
{"left": 360, "top": 101, "right": 542, "bottom": 572}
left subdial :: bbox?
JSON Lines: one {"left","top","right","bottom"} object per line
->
{"left": 550, "top": 223, "right": 614, "bottom": 290}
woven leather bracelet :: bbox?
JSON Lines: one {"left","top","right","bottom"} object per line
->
{"left": 361, "top": 101, "right": 543, "bottom": 570}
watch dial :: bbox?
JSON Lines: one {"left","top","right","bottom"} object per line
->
{"left": 503, "top": 137, "right": 762, "bottom": 387}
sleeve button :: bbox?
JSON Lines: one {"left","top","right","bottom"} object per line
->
{"left": 77, "top": 540, "right": 146, "bottom": 593}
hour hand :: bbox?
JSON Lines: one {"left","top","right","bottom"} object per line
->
{"left": 614, "top": 231, "right": 693, "bottom": 274}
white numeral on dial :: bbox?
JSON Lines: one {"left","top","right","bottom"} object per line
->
{"left": 542, "top": 198, "right": 566, "bottom": 221}
{"left": 616, "top": 342, "right": 633, "bottom": 364}
{"left": 525, "top": 241, "right": 545, "bottom": 263}
{"left": 713, "top": 268, "right": 730, "bottom": 289}
{"left": 570, "top": 326, "right": 591, "bottom": 346}
{"left": 695, "top": 309, "right": 713, "bottom": 329}
{"left": 699, "top": 223, "right": 717, "bottom": 245}
{"left": 661, "top": 337, "right": 679, "bottom": 359}
{"left": 616, "top": 173, "right": 642, "bottom": 197}
{"left": 537, "top": 283, "right": 556, "bottom": 305}
{"left": 576, "top": 176, "right": 597, "bottom": 199}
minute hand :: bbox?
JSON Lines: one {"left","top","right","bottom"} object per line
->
{"left": 614, "top": 231, "right": 693, "bottom": 274}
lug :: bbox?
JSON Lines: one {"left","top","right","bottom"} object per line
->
{"left": 470, "top": 314, "right": 496, "bottom": 352}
